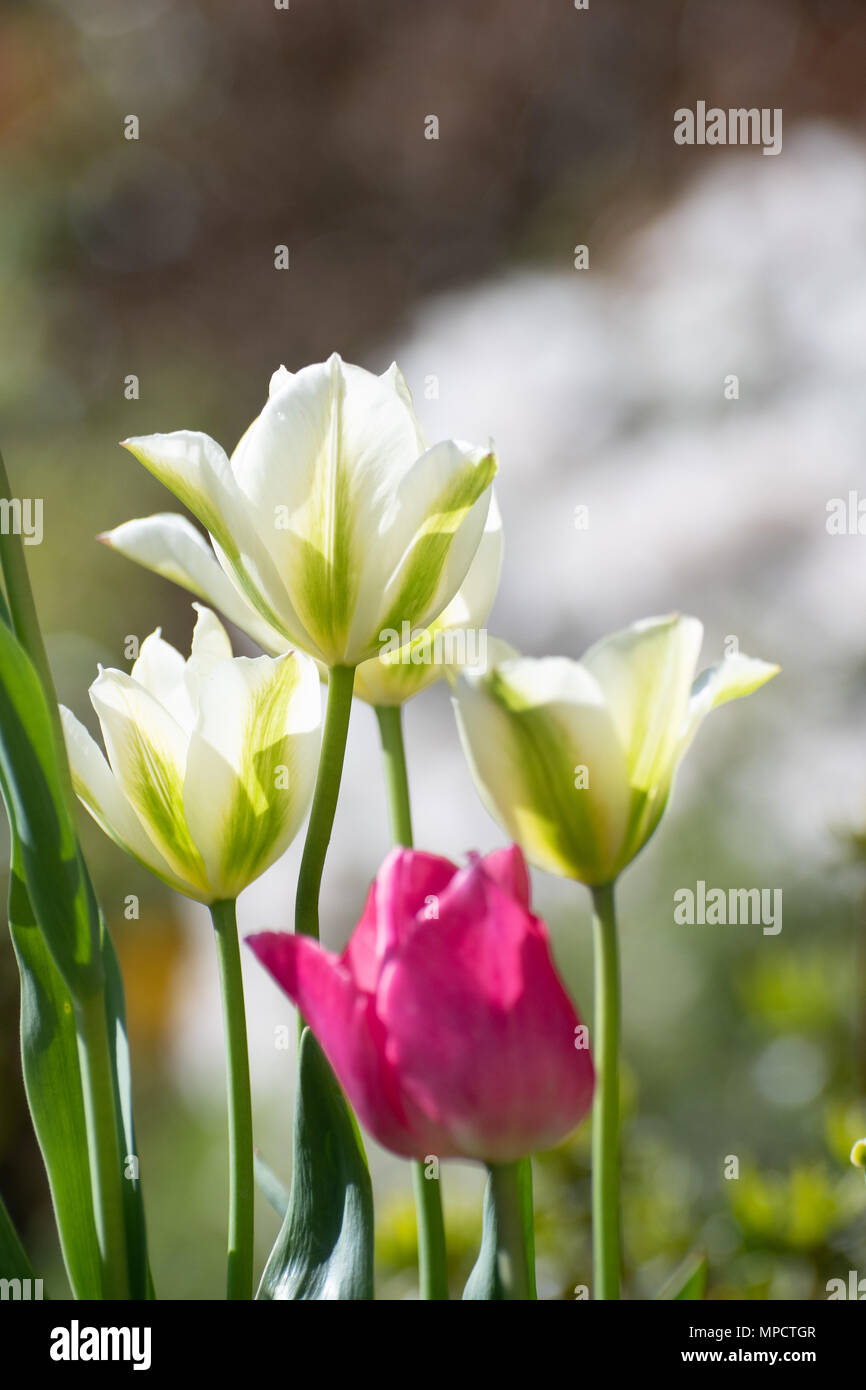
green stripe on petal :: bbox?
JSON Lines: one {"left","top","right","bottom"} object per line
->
{"left": 453, "top": 655, "right": 631, "bottom": 885}
{"left": 60, "top": 705, "right": 199, "bottom": 898}
{"left": 372, "top": 443, "right": 497, "bottom": 659}
{"left": 354, "top": 492, "right": 503, "bottom": 706}
{"left": 231, "top": 355, "right": 434, "bottom": 665}
{"left": 89, "top": 669, "right": 208, "bottom": 895}
{"left": 184, "top": 650, "right": 321, "bottom": 900}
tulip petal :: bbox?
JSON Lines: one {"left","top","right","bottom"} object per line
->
{"left": 341, "top": 849, "right": 458, "bottom": 991}
{"left": 379, "top": 862, "right": 594, "bottom": 1162}
{"left": 352, "top": 491, "right": 503, "bottom": 706}
{"left": 581, "top": 614, "right": 703, "bottom": 792}
{"left": 248, "top": 931, "right": 416, "bottom": 1156}
{"left": 121, "top": 431, "right": 299, "bottom": 648}
{"left": 480, "top": 844, "right": 531, "bottom": 908}
{"left": 680, "top": 651, "right": 780, "bottom": 756}
{"left": 366, "top": 440, "right": 497, "bottom": 660}
{"left": 131, "top": 629, "right": 194, "bottom": 732}
{"left": 372, "top": 847, "right": 458, "bottom": 961}
{"left": 89, "top": 668, "right": 208, "bottom": 894}
{"left": 453, "top": 654, "right": 631, "bottom": 884}
{"left": 183, "top": 649, "right": 321, "bottom": 899}
{"left": 231, "top": 354, "right": 430, "bottom": 664}
{"left": 59, "top": 705, "right": 197, "bottom": 897}
{"left": 100, "top": 513, "right": 288, "bottom": 655}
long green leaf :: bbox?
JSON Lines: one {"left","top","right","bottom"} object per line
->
{"left": 257, "top": 1028, "right": 374, "bottom": 1300}
{"left": 102, "top": 925, "right": 151, "bottom": 1299}
{"left": 0, "top": 1190, "right": 37, "bottom": 1283}
{"left": 0, "top": 620, "right": 100, "bottom": 997}
{"left": 7, "top": 848, "right": 103, "bottom": 1298}
{"left": 0, "top": 575, "right": 148, "bottom": 1296}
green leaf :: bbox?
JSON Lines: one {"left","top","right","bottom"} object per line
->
{"left": 0, "top": 1191, "right": 36, "bottom": 1283}
{"left": 8, "top": 851, "right": 103, "bottom": 1298}
{"left": 656, "top": 1249, "right": 708, "bottom": 1300}
{"left": 463, "top": 1156, "right": 536, "bottom": 1300}
{"left": 0, "top": 620, "right": 101, "bottom": 998}
{"left": 254, "top": 1151, "right": 290, "bottom": 1219}
{"left": 257, "top": 1028, "right": 374, "bottom": 1300}
{"left": 4, "top": 801, "right": 150, "bottom": 1298}
{"left": 103, "top": 925, "right": 151, "bottom": 1299}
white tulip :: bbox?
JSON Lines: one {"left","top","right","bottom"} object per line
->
{"left": 119, "top": 355, "right": 497, "bottom": 668}
{"left": 60, "top": 607, "right": 321, "bottom": 903}
{"left": 100, "top": 494, "right": 504, "bottom": 709}
{"left": 452, "top": 614, "right": 779, "bottom": 886}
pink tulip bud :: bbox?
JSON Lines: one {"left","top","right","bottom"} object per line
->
{"left": 247, "top": 845, "right": 594, "bottom": 1164}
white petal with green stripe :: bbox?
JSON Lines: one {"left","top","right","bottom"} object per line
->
{"left": 353, "top": 491, "right": 503, "bottom": 706}
{"left": 453, "top": 654, "right": 631, "bottom": 883}
{"left": 121, "top": 432, "right": 301, "bottom": 650}
{"left": 88, "top": 667, "right": 209, "bottom": 897}
{"left": 184, "top": 647, "right": 321, "bottom": 900}
{"left": 100, "top": 513, "right": 288, "bottom": 655}
{"left": 59, "top": 705, "right": 194, "bottom": 897}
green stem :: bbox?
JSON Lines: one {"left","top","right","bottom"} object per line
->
{"left": 295, "top": 666, "right": 356, "bottom": 939}
{"left": 411, "top": 1161, "right": 448, "bottom": 1300}
{"left": 374, "top": 702, "right": 448, "bottom": 1300}
{"left": 74, "top": 991, "right": 130, "bottom": 1298}
{"left": 487, "top": 1162, "right": 533, "bottom": 1299}
{"left": 375, "top": 704, "right": 413, "bottom": 846}
{"left": 591, "top": 880, "right": 621, "bottom": 1300}
{"left": 211, "top": 898, "right": 254, "bottom": 1300}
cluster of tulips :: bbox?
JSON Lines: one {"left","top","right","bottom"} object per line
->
{"left": 0, "top": 355, "right": 780, "bottom": 1300}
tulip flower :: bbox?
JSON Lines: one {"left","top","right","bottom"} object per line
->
{"left": 118, "top": 355, "right": 496, "bottom": 670}
{"left": 101, "top": 491, "right": 503, "bottom": 708}
{"left": 452, "top": 614, "right": 778, "bottom": 1300}
{"left": 452, "top": 614, "right": 779, "bottom": 887}
{"left": 59, "top": 605, "right": 321, "bottom": 904}
{"left": 248, "top": 844, "right": 593, "bottom": 1163}
{"left": 60, "top": 605, "right": 321, "bottom": 1300}
{"left": 110, "top": 355, "right": 498, "bottom": 948}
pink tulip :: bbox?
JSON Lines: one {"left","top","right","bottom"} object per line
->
{"left": 247, "top": 845, "right": 594, "bottom": 1163}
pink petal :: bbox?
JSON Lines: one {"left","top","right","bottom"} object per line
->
{"left": 376, "top": 847, "right": 457, "bottom": 951}
{"left": 377, "top": 863, "right": 594, "bottom": 1162}
{"left": 480, "top": 844, "right": 532, "bottom": 908}
{"left": 246, "top": 930, "right": 416, "bottom": 1156}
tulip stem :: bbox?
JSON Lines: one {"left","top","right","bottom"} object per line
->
{"left": 295, "top": 665, "right": 356, "bottom": 940}
{"left": 375, "top": 704, "right": 413, "bottom": 845}
{"left": 375, "top": 702, "right": 449, "bottom": 1300}
{"left": 591, "top": 881, "right": 621, "bottom": 1300}
{"left": 211, "top": 898, "right": 254, "bottom": 1300}
{"left": 486, "top": 1162, "right": 533, "bottom": 1299}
